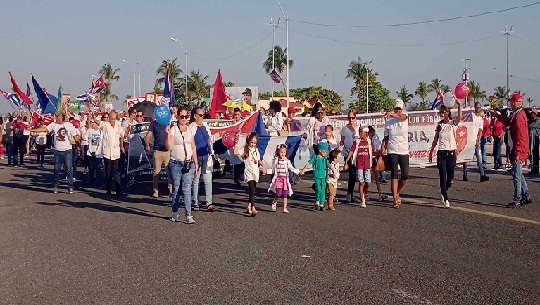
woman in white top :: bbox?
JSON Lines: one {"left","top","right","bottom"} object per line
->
{"left": 340, "top": 109, "right": 359, "bottom": 202}
{"left": 303, "top": 102, "right": 331, "bottom": 155}
{"left": 428, "top": 99, "right": 462, "bottom": 209}
{"left": 167, "top": 107, "right": 199, "bottom": 224}
{"left": 265, "top": 101, "right": 284, "bottom": 136}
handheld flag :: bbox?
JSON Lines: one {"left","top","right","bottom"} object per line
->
{"left": 269, "top": 69, "right": 282, "bottom": 84}
{"left": 431, "top": 90, "right": 444, "bottom": 110}
{"left": 9, "top": 72, "right": 33, "bottom": 105}
{"left": 26, "top": 83, "right": 32, "bottom": 97}
{"left": 92, "top": 75, "right": 105, "bottom": 93}
{"left": 209, "top": 69, "right": 228, "bottom": 119}
{"left": 58, "top": 84, "right": 63, "bottom": 100}
{"left": 0, "top": 89, "right": 21, "bottom": 106}
{"left": 162, "top": 61, "right": 177, "bottom": 106}
{"left": 32, "top": 75, "right": 57, "bottom": 114}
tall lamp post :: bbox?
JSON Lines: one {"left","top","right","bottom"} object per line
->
{"left": 170, "top": 37, "right": 188, "bottom": 103}
{"left": 122, "top": 59, "right": 137, "bottom": 98}
{"left": 501, "top": 26, "right": 514, "bottom": 105}
{"left": 276, "top": 0, "right": 290, "bottom": 108}
{"left": 365, "top": 61, "right": 372, "bottom": 113}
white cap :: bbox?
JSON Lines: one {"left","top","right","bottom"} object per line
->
{"left": 394, "top": 98, "right": 404, "bottom": 110}
{"left": 360, "top": 125, "right": 369, "bottom": 132}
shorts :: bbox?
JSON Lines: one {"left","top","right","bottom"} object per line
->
{"left": 356, "top": 169, "right": 371, "bottom": 183}
{"left": 387, "top": 153, "right": 410, "bottom": 180}
{"left": 275, "top": 188, "right": 289, "bottom": 198}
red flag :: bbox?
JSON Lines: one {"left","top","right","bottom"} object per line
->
{"left": 209, "top": 69, "right": 228, "bottom": 119}
{"left": 269, "top": 69, "right": 282, "bottom": 84}
{"left": 92, "top": 75, "right": 105, "bottom": 93}
{"left": 9, "top": 72, "right": 33, "bottom": 105}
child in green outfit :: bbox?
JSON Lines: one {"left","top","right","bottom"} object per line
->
{"left": 300, "top": 142, "right": 329, "bottom": 211}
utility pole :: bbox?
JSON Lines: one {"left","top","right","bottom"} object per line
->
{"left": 137, "top": 62, "right": 141, "bottom": 98}
{"left": 276, "top": 0, "right": 289, "bottom": 108}
{"left": 268, "top": 17, "right": 280, "bottom": 101}
{"left": 501, "top": 26, "right": 514, "bottom": 106}
{"left": 365, "top": 61, "right": 372, "bottom": 113}
{"left": 462, "top": 58, "right": 471, "bottom": 106}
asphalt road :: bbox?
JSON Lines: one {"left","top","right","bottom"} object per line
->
{"left": 0, "top": 157, "right": 539, "bottom": 305}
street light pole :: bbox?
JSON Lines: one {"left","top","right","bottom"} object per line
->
{"left": 501, "top": 26, "right": 514, "bottom": 105}
{"left": 462, "top": 58, "right": 471, "bottom": 107}
{"left": 137, "top": 62, "right": 141, "bottom": 98}
{"left": 276, "top": 0, "right": 289, "bottom": 108}
{"left": 170, "top": 37, "right": 188, "bottom": 104}
{"left": 122, "top": 60, "right": 136, "bottom": 98}
{"left": 365, "top": 61, "right": 372, "bottom": 113}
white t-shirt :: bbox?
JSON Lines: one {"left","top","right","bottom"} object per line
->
{"left": 327, "top": 161, "right": 340, "bottom": 188}
{"left": 21, "top": 122, "right": 30, "bottom": 136}
{"left": 80, "top": 126, "right": 89, "bottom": 146}
{"left": 86, "top": 128, "right": 103, "bottom": 158}
{"left": 340, "top": 124, "right": 359, "bottom": 156}
{"left": 241, "top": 147, "right": 261, "bottom": 183}
{"left": 170, "top": 125, "right": 194, "bottom": 161}
{"left": 265, "top": 112, "right": 284, "bottom": 136}
{"left": 100, "top": 122, "right": 123, "bottom": 160}
{"left": 436, "top": 120, "right": 457, "bottom": 151}
{"left": 35, "top": 132, "right": 47, "bottom": 145}
{"left": 473, "top": 114, "right": 484, "bottom": 135}
{"left": 46, "top": 122, "right": 78, "bottom": 152}
{"left": 384, "top": 114, "right": 409, "bottom": 155}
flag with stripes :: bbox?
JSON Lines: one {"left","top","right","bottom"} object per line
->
{"left": 431, "top": 90, "right": 444, "bottom": 110}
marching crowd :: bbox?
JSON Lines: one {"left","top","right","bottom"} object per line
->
{"left": 0, "top": 91, "right": 537, "bottom": 223}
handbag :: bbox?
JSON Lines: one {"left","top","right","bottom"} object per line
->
{"left": 179, "top": 129, "right": 193, "bottom": 171}
{"left": 372, "top": 155, "right": 386, "bottom": 172}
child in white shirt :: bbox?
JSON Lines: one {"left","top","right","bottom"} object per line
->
{"left": 327, "top": 149, "right": 341, "bottom": 211}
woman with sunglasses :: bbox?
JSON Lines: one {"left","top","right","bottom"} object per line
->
{"left": 340, "top": 109, "right": 360, "bottom": 202}
{"left": 428, "top": 97, "right": 462, "bottom": 208}
{"left": 303, "top": 102, "right": 330, "bottom": 155}
{"left": 168, "top": 107, "right": 199, "bottom": 224}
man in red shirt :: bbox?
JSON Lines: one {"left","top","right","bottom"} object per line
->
{"left": 491, "top": 93, "right": 532, "bottom": 208}
{"left": 491, "top": 112, "right": 504, "bottom": 170}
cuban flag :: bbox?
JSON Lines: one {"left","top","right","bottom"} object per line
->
{"left": 269, "top": 69, "right": 283, "bottom": 84}
{"left": 163, "top": 61, "right": 177, "bottom": 106}
{"left": 91, "top": 75, "right": 105, "bottom": 93}
{"left": 7, "top": 93, "right": 22, "bottom": 106}
{"left": 431, "top": 90, "right": 444, "bottom": 110}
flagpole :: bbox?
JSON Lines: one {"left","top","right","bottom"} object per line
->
{"left": 138, "top": 62, "right": 141, "bottom": 98}
{"left": 271, "top": 18, "right": 276, "bottom": 101}
{"left": 276, "top": 0, "right": 290, "bottom": 108}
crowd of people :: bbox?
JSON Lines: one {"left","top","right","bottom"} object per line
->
{"left": 0, "top": 91, "right": 536, "bottom": 224}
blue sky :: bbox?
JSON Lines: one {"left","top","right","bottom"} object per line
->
{"left": 1, "top": 0, "right": 539, "bottom": 113}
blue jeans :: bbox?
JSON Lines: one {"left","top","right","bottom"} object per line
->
{"left": 464, "top": 146, "right": 485, "bottom": 176}
{"left": 480, "top": 137, "right": 488, "bottom": 167}
{"left": 88, "top": 156, "right": 104, "bottom": 187}
{"left": 5, "top": 144, "right": 14, "bottom": 164}
{"left": 54, "top": 150, "right": 73, "bottom": 188}
{"left": 493, "top": 136, "right": 503, "bottom": 168}
{"left": 169, "top": 159, "right": 195, "bottom": 216}
{"left": 510, "top": 153, "right": 530, "bottom": 203}
{"left": 193, "top": 155, "right": 212, "bottom": 208}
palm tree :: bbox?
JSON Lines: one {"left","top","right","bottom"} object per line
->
{"left": 187, "top": 70, "right": 210, "bottom": 104}
{"left": 155, "top": 58, "right": 184, "bottom": 91}
{"left": 397, "top": 85, "right": 413, "bottom": 107}
{"left": 98, "top": 63, "right": 121, "bottom": 103}
{"left": 526, "top": 97, "right": 534, "bottom": 108}
{"left": 494, "top": 86, "right": 510, "bottom": 102}
{"left": 346, "top": 57, "right": 377, "bottom": 111}
{"left": 415, "top": 82, "right": 428, "bottom": 104}
{"left": 427, "top": 78, "right": 443, "bottom": 93}
{"left": 467, "top": 81, "right": 486, "bottom": 106}
{"left": 263, "top": 45, "right": 293, "bottom": 74}
{"left": 441, "top": 85, "right": 452, "bottom": 93}
{"left": 487, "top": 95, "right": 501, "bottom": 109}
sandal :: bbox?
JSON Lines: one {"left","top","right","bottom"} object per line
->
{"left": 193, "top": 205, "right": 200, "bottom": 212}
{"left": 251, "top": 206, "right": 258, "bottom": 216}
{"left": 206, "top": 205, "right": 215, "bottom": 212}
{"left": 247, "top": 205, "right": 252, "bottom": 216}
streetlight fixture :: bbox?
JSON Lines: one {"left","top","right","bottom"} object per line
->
{"left": 501, "top": 26, "right": 514, "bottom": 105}
{"left": 170, "top": 36, "right": 188, "bottom": 103}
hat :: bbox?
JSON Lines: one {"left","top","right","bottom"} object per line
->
{"left": 511, "top": 93, "right": 522, "bottom": 103}
{"left": 394, "top": 98, "right": 404, "bottom": 109}
{"left": 318, "top": 142, "right": 328, "bottom": 151}
{"left": 287, "top": 106, "right": 296, "bottom": 113}
{"left": 242, "top": 88, "right": 252, "bottom": 95}
{"left": 360, "top": 125, "right": 369, "bottom": 132}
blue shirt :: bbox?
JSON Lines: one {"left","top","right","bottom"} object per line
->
{"left": 149, "top": 121, "right": 168, "bottom": 152}
{"left": 193, "top": 125, "right": 211, "bottom": 157}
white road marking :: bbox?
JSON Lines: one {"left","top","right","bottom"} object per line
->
{"left": 392, "top": 288, "right": 437, "bottom": 304}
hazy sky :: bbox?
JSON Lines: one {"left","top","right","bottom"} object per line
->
{"left": 1, "top": 0, "right": 539, "bottom": 113}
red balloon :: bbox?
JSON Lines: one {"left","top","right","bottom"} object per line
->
{"left": 455, "top": 82, "right": 470, "bottom": 99}
{"left": 71, "top": 119, "right": 81, "bottom": 129}
{"left": 222, "top": 131, "right": 237, "bottom": 149}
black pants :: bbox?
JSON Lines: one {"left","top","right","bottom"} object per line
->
{"left": 13, "top": 137, "right": 25, "bottom": 165}
{"left": 247, "top": 180, "right": 257, "bottom": 205}
{"left": 36, "top": 144, "right": 46, "bottom": 165}
{"left": 234, "top": 163, "right": 245, "bottom": 182}
{"left": 104, "top": 158, "right": 122, "bottom": 194}
{"left": 531, "top": 136, "right": 539, "bottom": 174}
{"left": 347, "top": 159, "right": 357, "bottom": 196}
{"left": 437, "top": 151, "right": 456, "bottom": 201}
{"left": 388, "top": 154, "right": 410, "bottom": 180}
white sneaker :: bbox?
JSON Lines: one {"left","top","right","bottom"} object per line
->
{"left": 444, "top": 200, "right": 450, "bottom": 209}
{"left": 170, "top": 213, "right": 179, "bottom": 222}
{"left": 440, "top": 194, "right": 445, "bottom": 206}
{"left": 186, "top": 216, "right": 196, "bottom": 224}
{"left": 282, "top": 208, "right": 289, "bottom": 214}
{"left": 68, "top": 188, "right": 74, "bottom": 194}
{"left": 315, "top": 201, "right": 320, "bottom": 207}
{"left": 53, "top": 188, "right": 59, "bottom": 194}
{"left": 271, "top": 200, "right": 277, "bottom": 212}
{"left": 360, "top": 201, "right": 367, "bottom": 208}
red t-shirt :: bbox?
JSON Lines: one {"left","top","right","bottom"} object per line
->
{"left": 482, "top": 118, "right": 491, "bottom": 137}
{"left": 353, "top": 139, "right": 371, "bottom": 170}
{"left": 491, "top": 120, "right": 503, "bottom": 137}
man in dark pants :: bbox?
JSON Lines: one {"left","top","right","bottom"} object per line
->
{"left": 95, "top": 111, "right": 125, "bottom": 196}
{"left": 12, "top": 118, "right": 26, "bottom": 166}
{"left": 3, "top": 116, "right": 14, "bottom": 165}
{"left": 528, "top": 109, "right": 540, "bottom": 175}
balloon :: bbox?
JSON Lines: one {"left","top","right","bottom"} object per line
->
{"left": 455, "top": 82, "right": 470, "bottom": 99}
{"left": 154, "top": 105, "right": 171, "bottom": 126}
{"left": 71, "top": 119, "right": 81, "bottom": 129}
{"left": 443, "top": 92, "right": 455, "bottom": 108}
{"left": 222, "top": 131, "right": 237, "bottom": 149}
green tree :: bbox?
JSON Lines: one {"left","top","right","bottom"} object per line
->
{"left": 494, "top": 86, "right": 510, "bottom": 104}
{"left": 223, "top": 81, "right": 235, "bottom": 87}
{"left": 526, "top": 97, "right": 534, "bottom": 108}
{"left": 348, "top": 76, "right": 393, "bottom": 113}
{"left": 396, "top": 85, "right": 413, "bottom": 107}
{"left": 263, "top": 45, "right": 293, "bottom": 74}
{"left": 414, "top": 81, "right": 429, "bottom": 110}
{"left": 260, "top": 91, "right": 286, "bottom": 99}
{"left": 346, "top": 57, "right": 378, "bottom": 112}
{"left": 98, "top": 63, "right": 121, "bottom": 103}
{"left": 466, "top": 81, "right": 486, "bottom": 106}
{"left": 427, "top": 78, "right": 443, "bottom": 93}
{"left": 155, "top": 58, "right": 184, "bottom": 99}
{"left": 289, "top": 86, "right": 344, "bottom": 113}
{"left": 187, "top": 70, "right": 210, "bottom": 104}
{"left": 487, "top": 95, "right": 502, "bottom": 109}
{"left": 441, "top": 85, "right": 452, "bottom": 93}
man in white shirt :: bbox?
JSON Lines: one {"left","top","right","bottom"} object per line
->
{"left": 463, "top": 102, "right": 489, "bottom": 182}
{"left": 99, "top": 111, "right": 125, "bottom": 196}
{"left": 30, "top": 113, "right": 78, "bottom": 194}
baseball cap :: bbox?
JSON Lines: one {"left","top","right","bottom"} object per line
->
{"left": 318, "top": 141, "right": 328, "bottom": 151}
{"left": 360, "top": 125, "right": 369, "bottom": 132}
{"left": 511, "top": 93, "right": 522, "bottom": 103}
{"left": 394, "top": 98, "right": 404, "bottom": 110}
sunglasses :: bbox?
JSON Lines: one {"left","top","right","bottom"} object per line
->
{"left": 136, "top": 115, "right": 143, "bottom": 117}
{"left": 179, "top": 115, "right": 189, "bottom": 119}
{"left": 196, "top": 113, "right": 204, "bottom": 117}
{"left": 348, "top": 117, "right": 356, "bottom": 120}
{"left": 103, "top": 116, "right": 109, "bottom": 119}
